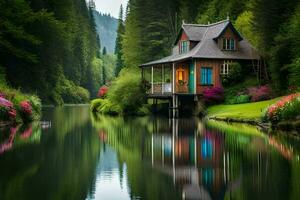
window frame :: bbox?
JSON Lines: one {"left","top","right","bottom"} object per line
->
{"left": 221, "top": 60, "right": 233, "bottom": 75}
{"left": 200, "top": 67, "right": 213, "bottom": 86}
{"left": 222, "top": 38, "right": 236, "bottom": 51}
{"left": 180, "top": 41, "right": 189, "bottom": 54}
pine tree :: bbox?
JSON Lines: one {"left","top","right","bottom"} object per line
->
{"left": 115, "top": 5, "right": 125, "bottom": 77}
{"left": 103, "top": 47, "right": 107, "bottom": 55}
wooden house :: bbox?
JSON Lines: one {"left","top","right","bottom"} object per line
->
{"left": 140, "top": 19, "right": 260, "bottom": 117}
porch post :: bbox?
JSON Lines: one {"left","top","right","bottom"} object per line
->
{"left": 162, "top": 64, "right": 164, "bottom": 94}
{"left": 194, "top": 60, "right": 197, "bottom": 94}
{"left": 151, "top": 66, "right": 154, "bottom": 94}
{"left": 172, "top": 63, "right": 175, "bottom": 93}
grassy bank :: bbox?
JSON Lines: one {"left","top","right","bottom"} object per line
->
{"left": 207, "top": 98, "right": 280, "bottom": 121}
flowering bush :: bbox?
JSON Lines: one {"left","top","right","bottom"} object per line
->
{"left": 19, "top": 101, "right": 33, "bottom": 122}
{"left": 203, "top": 87, "right": 224, "bottom": 104}
{"left": 248, "top": 85, "right": 272, "bottom": 102}
{"left": 0, "top": 97, "right": 16, "bottom": 122}
{"left": 97, "top": 86, "right": 108, "bottom": 98}
{"left": 264, "top": 93, "right": 300, "bottom": 123}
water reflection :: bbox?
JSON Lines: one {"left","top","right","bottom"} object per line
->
{"left": 92, "top": 114, "right": 300, "bottom": 200}
{"left": 0, "top": 106, "right": 300, "bottom": 200}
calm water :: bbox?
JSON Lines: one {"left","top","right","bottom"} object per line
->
{"left": 0, "top": 105, "right": 300, "bottom": 200}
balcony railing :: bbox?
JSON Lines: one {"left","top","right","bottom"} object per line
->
{"left": 149, "top": 82, "right": 172, "bottom": 95}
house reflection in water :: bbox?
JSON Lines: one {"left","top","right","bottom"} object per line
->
{"left": 150, "top": 118, "right": 240, "bottom": 200}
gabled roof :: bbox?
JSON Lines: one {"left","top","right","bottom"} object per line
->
{"left": 141, "top": 19, "right": 260, "bottom": 67}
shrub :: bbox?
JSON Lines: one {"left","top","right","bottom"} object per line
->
{"left": 221, "top": 62, "right": 242, "bottom": 86}
{"left": 264, "top": 93, "right": 300, "bottom": 123}
{"left": 90, "top": 98, "right": 121, "bottom": 115}
{"left": 203, "top": 87, "right": 224, "bottom": 104}
{"left": 0, "top": 97, "right": 16, "bottom": 122}
{"left": 227, "top": 95, "right": 251, "bottom": 104}
{"left": 19, "top": 101, "right": 33, "bottom": 122}
{"left": 107, "top": 68, "right": 147, "bottom": 114}
{"left": 248, "top": 85, "right": 272, "bottom": 102}
{"left": 57, "top": 77, "right": 90, "bottom": 104}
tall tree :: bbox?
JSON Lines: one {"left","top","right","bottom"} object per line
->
{"left": 114, "top": 5, "right": 125, "bottom": 77}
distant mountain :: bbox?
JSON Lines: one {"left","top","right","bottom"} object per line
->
{"left": 93, "top": 11, "right": 118, "bottom": 54}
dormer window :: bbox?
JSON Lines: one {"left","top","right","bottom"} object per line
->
{"left": 222, "top": 38, "right": 235, "bottom": 50}
{"left": 180, "top": 41, "right": 189, "bottom": 54}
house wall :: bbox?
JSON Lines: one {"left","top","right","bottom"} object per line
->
{"left": 195, "top": 59, "right": 223, "bottom": 94}
{"left": 217, "top": 26, "right": 240, "bottom": 50}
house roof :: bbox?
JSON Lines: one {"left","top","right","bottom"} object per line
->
{"left": 140, "top": 19, "right": 260, "bottom": 67}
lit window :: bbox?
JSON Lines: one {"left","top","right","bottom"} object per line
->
{"left": 201, "top": 67, "right": 213, "bottom": 85}
{"left": 178, "top": 71, "right": 183, "bottom": 81}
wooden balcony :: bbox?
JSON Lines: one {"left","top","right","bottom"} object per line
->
{"left": 148, "top": 82, "right": 172, "bottom": 96}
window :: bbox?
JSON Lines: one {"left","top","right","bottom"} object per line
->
{"left": 201, "top": 67, "right": 213, "bottom": 85}
{"left": 221, "top": 60, "right": 232, "bottom": 75}
{"left": 222, "top": 38, "right": 235, "bottom": 50}
{"left": 180, "top": 41, "right": 189, "bottom": 54}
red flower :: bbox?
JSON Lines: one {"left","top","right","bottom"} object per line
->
{"left": 97, "top": 86, "right": 109, "bottom": 98}
{"left": 20, "top": 101, "right": 32, "bottom": 114}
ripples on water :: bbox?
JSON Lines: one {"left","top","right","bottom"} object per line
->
{"left": 0, "top": 106, "right": 300, "bottom": 200}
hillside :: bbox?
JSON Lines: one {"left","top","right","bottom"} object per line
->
{"left": 93, "top": 11, "right": 118, "bottom": 54}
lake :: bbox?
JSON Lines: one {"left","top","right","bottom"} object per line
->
{"left": 0, "top": 105, "right": 300, "bottom": 200}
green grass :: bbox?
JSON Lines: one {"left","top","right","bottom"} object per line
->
{"left": 207, "top": 98, "right": 281, "bottom": 120}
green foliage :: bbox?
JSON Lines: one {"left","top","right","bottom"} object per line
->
{"left": 227, "top": 95, "right": 251, "bottom": 105}
{"left": 107, "top": 68, "right": 147, "bottom": 114}
{"left": 224, "top": 77, "right": 259, "bottom": 104}
{"left": 288, "top": 58, "right": 300, "bottom": 90}
{"left": 56, "top": 76, "right": 90, "bottom": 104}
{"left": 196, "top": 0, "right": 250, "bottom": 24}
{"left": 234, "top": 11, "right": 259, "bottom": 48}
{"left": 115, "top": 5, "right": 125, "bottom": 77}
{"left": 101, "top": 54, "right": 117, "bottom": 83}
{"left": 0, "top": 0, "right": 105, "bottom": 105}
{"left": 90, "top": 98, "right": 121, "bottom": 115}
{"left": 221, "top": 62, "right": 242, "bottom": 85}
{"left": 91, "top": 68, "right": 148, "bottom": 115}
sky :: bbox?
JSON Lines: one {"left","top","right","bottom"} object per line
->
{"left": 94, "top": 0, "right": 128, "bottom": 18}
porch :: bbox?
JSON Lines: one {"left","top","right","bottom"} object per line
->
{"left": 141, "top": 61, "right": 195, "bottom": 97}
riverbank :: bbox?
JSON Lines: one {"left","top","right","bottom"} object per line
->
{"left": 206, "top": 98, "right": 280, "bottom": 122}
{"left": 207, "top": 96, "right": 300, "bottom": 132}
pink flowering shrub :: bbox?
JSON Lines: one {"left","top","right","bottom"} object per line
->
{"left": 0, "top": 97, "right": 16, "bottom": 122}
{"left": 248, "top": 85, "right": 272, "bottom": 102}
{"left": 19, "top": 101, "right": 33, "bottom": 122}
{"left": 97, "top": 86, "right": 109, "bottom": 98}
{"left": 264, "top": 93, "right": 300, "bottom": 123}
{"left": 203, "top": 87, "right": 224, "bottom": 104}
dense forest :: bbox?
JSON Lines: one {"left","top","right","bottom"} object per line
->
{"left": 93, "top": 0, "right": 300, "bottom": 115}
{"left": 1, "top": 0, "right": 300, "bottom": 109}
{"left": 0, "top": 0, "right": 116, "bottom": 105}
